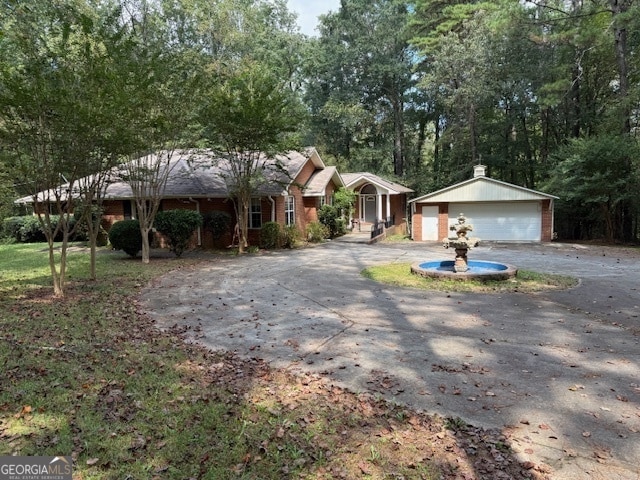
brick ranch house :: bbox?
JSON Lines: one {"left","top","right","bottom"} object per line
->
{"left": 102, "top": 148, "right": 344, "bottom": 248}
{"left": 410, "top": 165, "right": 558, "bottom": 242}
{"left": 17, "top": 147, "right": 413, "bottom": 248}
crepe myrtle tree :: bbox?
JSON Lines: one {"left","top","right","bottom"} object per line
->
{"left": 0, "top": 0, "right": 128, "bottom": 295}
{"left": 199, "top": 63, "right": 303, "bottom": 253}
{"left": 116, "top": 0, "right": 201, "bottom": 264}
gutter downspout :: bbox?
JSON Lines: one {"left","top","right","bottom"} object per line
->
{"left": 188, "top": 197, "right": 202, "bottom": 246}
{"left": 268, "top": 196, "right": 276, "bottom": 222}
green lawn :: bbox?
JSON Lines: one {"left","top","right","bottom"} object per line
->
{"left": 0, "top": 243, "right": 542, "bottom": 479}
{"left": 362, "top": 263, "right": 577, "bottom": 293}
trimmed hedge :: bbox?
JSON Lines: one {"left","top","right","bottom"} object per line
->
{"left": 154, "top": 209, "right": 202, "bottom": 257}
{"left": 108, "top": 219, "right": 142, "bottom": 257}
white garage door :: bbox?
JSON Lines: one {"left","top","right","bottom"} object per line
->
{"left": 421, "top": 206, "right": 439, "bottom": 241}
{"left": 449, "top": 202, "right": 541, "bottom": 241}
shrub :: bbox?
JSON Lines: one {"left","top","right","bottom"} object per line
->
{"left": 108, "top": 219, "right": 142, "bottom": 257}
{"left": 318, "top": 204, "right": 346, "bottom": 238}
{"left": 281, "top": 224, "right": 300, "bottom": 249}
{"left": 306, "top": 221, "right": 329, "bottom": 243}
{"left": 154, "top": 209, "right": 203, "bottom": 257}
{"left": 1, "top": 215, "right": 88, "bottom": 243}
{"left": 2, "top": 216, "right": 23, "bottom": 242}
{"left": 202, "top": 211, "right": 232, "bottom": 240}
{"left": 19, "top": 215, "right": 49, "bottom": 243}
{"left": 333, "top": 187, "right": 357, "bottom": 216}
{"left": 260, "top": 221, "right": 281, "bottom": 249}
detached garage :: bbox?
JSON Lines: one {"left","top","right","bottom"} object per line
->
{"left": 410, "top": 165, "right": 558, "bottom": 242}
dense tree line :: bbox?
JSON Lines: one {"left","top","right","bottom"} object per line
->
{"left": 1, "top": 0, "right": 639, "bottom": 249}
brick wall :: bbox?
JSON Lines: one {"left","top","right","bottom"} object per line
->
{"left": 102, "top": 201, "right": 125, "bottom": 230}
{"left": 438, "top": 204, "right": 449, "bottom": 241}
{"left": 541, "top": 199, "right": 553, "bottom": 242}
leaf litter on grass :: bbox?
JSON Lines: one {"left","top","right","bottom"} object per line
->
{"left": 0, "top": 247, "right": 552, "bottom": 479}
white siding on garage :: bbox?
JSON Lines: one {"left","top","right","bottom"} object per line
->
{"left": 450, "top": 202, "right": 541, "bottom": 241}
{"left": 421, "top": 206, "right": 439, "bottom": 240}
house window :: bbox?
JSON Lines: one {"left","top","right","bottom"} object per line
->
{"left": 285, "top": 195, "right": 295, "bottom": 225}
{"left": 319, "top": 196, "right": 326, "bottom": 207}
{"left": 123, "top": 200, "right": 132, "bottom": 220}
{"left": 249, "top": 198, "right": 262, "bottom": 229}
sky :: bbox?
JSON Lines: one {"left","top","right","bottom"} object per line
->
{"left": 286, "top": 0, "right": 341, "bottom": 36}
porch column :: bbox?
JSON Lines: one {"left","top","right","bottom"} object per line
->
{"left": 386, "top": 194, "right": 391, "bottom": 222}
{"left": 377, "top": 193, "right": 383, "bottom": 221}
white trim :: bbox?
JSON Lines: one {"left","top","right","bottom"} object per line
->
{"left": 409, "top": 176, "right": 558, "bottom": 204}
{"left": 285, "top": 195, "right": 295, "bottom": 225}
{"left": 249, "top": 197, "right": 262, "bottom": 229}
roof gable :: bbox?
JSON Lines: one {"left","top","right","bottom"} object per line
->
{"left": 342, "top": 172, "right": 413, "bottom": 195}
{"left": 410, "top": 176, "right": 558, "bottom": 203}
{"left": 304, "top": 166, "right": 344, "bottom": 196}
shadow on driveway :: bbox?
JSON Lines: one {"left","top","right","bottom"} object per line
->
{"left": 141, "top": 241, "right": 640, "bottom": 480}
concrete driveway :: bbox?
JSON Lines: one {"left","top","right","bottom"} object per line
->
{"left": 140, "top": 239, "right": 640, "bottom": 479}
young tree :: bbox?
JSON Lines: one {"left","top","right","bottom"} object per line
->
{"left": 199, "top": 64, "right": 302, "bottom": 253}
{"left": 116, "top": 0, "right": 201, "bottom": 264}
{"left": 0, "top": 0, "right": 127, "bottom": 295}
{"left": 120, "top": 150, "right": 177, "bottom": 263}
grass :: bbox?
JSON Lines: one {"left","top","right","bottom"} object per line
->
{"left": 0, "top": 243, "right": 546, "bottom": 479}
{"left": 361, "top": 262, "right": 578, "bottom": 293}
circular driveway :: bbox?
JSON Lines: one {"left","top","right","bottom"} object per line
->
{"left": 141, "top": 240, "right": 640, "bottom": 479}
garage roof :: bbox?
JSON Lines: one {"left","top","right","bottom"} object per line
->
{"left": 409, "top": 167, "right": 558, "bottom": 203}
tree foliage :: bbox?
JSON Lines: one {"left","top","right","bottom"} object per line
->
{"left": 199, "top": 64, "right": 303, "bottom": 252}
{"left": 0, "top": 0, "right": 134, "bottom": 294}
{"left": 304, "top": 0, "right": 417, "bottom": 176}
{"left": 545, "top": 135, "right": 639, "bottom": 241}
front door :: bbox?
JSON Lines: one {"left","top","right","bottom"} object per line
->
{"left": 360, "top": 184, "right": 378, "bottom": 223}
{"left": 362, "top": 195, "right": 377, "bottom": 223}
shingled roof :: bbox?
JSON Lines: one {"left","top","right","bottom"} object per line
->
{"left": 16, "top": 148, "right": 318, "bottom": 203}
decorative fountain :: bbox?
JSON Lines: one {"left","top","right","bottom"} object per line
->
{"left": 411, "top": 213, "right": 517, "bottom": 281}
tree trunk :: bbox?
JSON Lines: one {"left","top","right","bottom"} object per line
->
{"left": 433, "top": 113, "right": 442, "bottom": 182}
{"left": 610, "top": 0, "right": 633, "bottom": 241}
{"left": 610, "top": 0, "right": 631, "bottom": 134}
{"left": 392, "top": 93, "right": 405, "bottom": 176}
{"left": 86, "top": 214, "right": 101, "bottom": 280}
{"left": 141, "top": 226, "right": 151, "bottom": 264}
{"left": 469, "top": 103, "right": 478, "bottom": 163}
{"left": 47, "top": 237, "right": 63, "bottom": 297}
{"left": 236, "top": 195, "right": 250, "bottom": 254}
